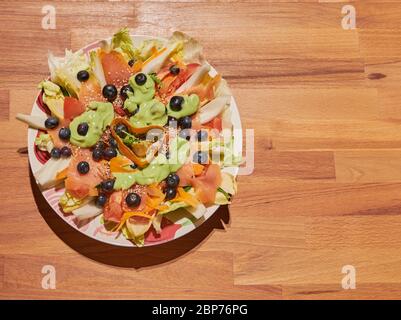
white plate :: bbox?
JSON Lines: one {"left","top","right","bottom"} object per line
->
{"left": 28, "top": 35, "right": 242, "bottom": 247}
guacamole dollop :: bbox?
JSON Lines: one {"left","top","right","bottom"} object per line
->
{"left": 129, "top": 99, "right": 167, "bottom": 128}
{"left": 69, "top": 101, "right": 114, "bottom": 148}
{"left": 124, "top": 73, "right": 156, "bottom": 113}
{"left": 113, "top": 137, "right": 190, "bottom": 189}
{"left": 167, "top": 94, "right": 200, "bottom": 119}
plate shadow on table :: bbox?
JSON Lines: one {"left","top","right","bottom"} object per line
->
{"left": 30, "top": 168, "right": 230, "bottom": 269}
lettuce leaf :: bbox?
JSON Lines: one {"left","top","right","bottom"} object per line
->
{"left": 48, "top": 50, "right": 90, "bottom": 98}
{"left": 137, "top": 39, "right": 164, "bottom": 61}
{"left": 121, "top": 226, "right": 145, "bottom": 247}
{"left": 38, "top": 80, "right": 65, "bottom": 119}
{"left": 60, "top": 192, "right": 91, "bottom": 213}
{"left": 34, "top": 133, "right": 54, "bottom": 153}
{"left": 111, "top": 27, "right": 133, "bottom": 50}
{"left": 168, "top": 31, "right": 204, "bottom": 64}
{"left": 159, "top": 201, "right": 188, "bottom": 215}
{"left": 111, "top": 27, "right": 139, "bottom": 62}
{"left": 210, "top": 136, "right": 242, "bottom": 167}
{"left": 89, "top": 50, "right": 107, "bottom": 88}
{"left": 215, "top": 172, "right": 237, "bottom": 205}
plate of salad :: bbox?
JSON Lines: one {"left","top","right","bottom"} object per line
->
{"left": 17, "top": 28, "right": 242, "bottom": 247}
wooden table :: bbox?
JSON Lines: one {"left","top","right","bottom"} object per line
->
{"left": 1, "top": 0, "right": 401, "bottom": 300}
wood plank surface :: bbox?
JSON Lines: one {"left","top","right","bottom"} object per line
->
{"left": 1, "top": 0, "right": 401, "bottom": 300}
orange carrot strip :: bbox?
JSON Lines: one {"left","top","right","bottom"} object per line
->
{"left": 110, "top": 118, "right": 165, "bottom": 168}
{"left": 192, "top": 163, "right": 204, "bottom": 176}
{"left": 56, "top": 167, "right": 68, "bottom": 180}
{"left": 176, "top": 187, "right": 199, "bottom": 207}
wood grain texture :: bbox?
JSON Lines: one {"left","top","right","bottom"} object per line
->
{"left": 1, "top": 0, "right": 401, "bottom": 300}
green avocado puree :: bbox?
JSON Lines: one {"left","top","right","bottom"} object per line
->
{"left": 69, "top": 101, "right": 114, "bottom": 148}
{"left": 113, "top": 137, "right": 190, "bottom": 189}
{"left": 124, "top": 73, "right": 156, "bottom": 113}
{"left": 167, "top": 94, "right": 200, "bottom": 119}
{"left": 129, "top": 99, "right": 167, "bottom": 128}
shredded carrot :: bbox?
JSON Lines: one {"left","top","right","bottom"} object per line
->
{"left": 110, "top": 156, "right": 136, "bottom": 173}
{"left": 88, "top": 188, "right": 98, "bottom": 197}
{"left": 147, "top": 184, "right": 165, "bottom": 199}
{"left": 56, "top": 167, "right": 68, "bottom": 180}
{"left": 192, "top": 163, "right": 204, "bottom": 176}
{"left": 146, "top": 196, "right": 162, "bottom": 208}
{"left": 125, "top": 211, "right": 154, "bottom": 220}
{"left": 156, "top": 205, "right": 169, "bottom": 212}
{"left": 142, "top": 47, "right": 167, "bottom": 67}
{"left": 173, "top": 187, "right": 199, "bottom": 208}
{"left": 112, "top": 208, "right": 154, "bottom": 232}
{"left": 130, "top": 60, "right": 143, "bottom": 73}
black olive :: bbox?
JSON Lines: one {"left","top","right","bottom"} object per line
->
{"left": 135, "top": 73, "right": 147, "bottom": 86}
{"left": 77, "top": 161, "right": 90, "bottom": 174}
{"left": 126, "top": 192, "right": 141, "bottom": 207}
{"left": 103, "top": 147, "right": 117, "bottom": 160}
{"left": 96, "top": 194, "right": 107, "bottom": 207}
{"left": 193, "top": 151, "right": 208, "bottom": 164}
{"left": 101, "top": 179, "right": 115, "bottom": 192}
{"left": 102, "top": 84, "right": 118, "bottom": 102}
{"left": 45, "top": 116, "right": 59, "bottom": 129}
{"left": 179, "top": 129, "right": 192, "bottom": 141}
{"left": 58, "top": 127, "right": 71, "bottom": 140}
{"left": 179, "top": 116, "right": 192, "bottom": 129}
{"left": 109, "top": 137, "right": 118, "bottom": 149}
{"left": 77, "top": 70, "right": 90, "bottom": 82}
{"left": 165, "top": 187, "right": 177, "bottom": 200}
{"left": 128, "top": 59, "right": 136, "bottom": 67}
{"left": 197, "top": 130, "right": 208, "bottom": 142}
{"left": 60, "top": 146, "right": 72, "bottom": 157}
{"left": 50, "top": 148, "right": 61, "bottom": 159}
{"left": 77, "top": 122, "right": 89, "bottom": 136}
{"left": 169, "top": 65, "right": 180, "bottom": 76}
{"left": 120, "top": 84, "right": 134, "bottom": 100}
{"left": 166, "top": 173, "right": 180, "bottom": 188}
{"left": 169, "top": 96, "right": 184, "bottom": 111}
{"left": 95, "top": 141, "right": 105, "bottom": 150}
{"left": 168, "top": 116, "right": 178, "bottom": 127}
{"left": 115, "top": 123, "right": 128, "bottom": 138}
{"left": 92, "top": 148, "right": 103, "bottom": 161}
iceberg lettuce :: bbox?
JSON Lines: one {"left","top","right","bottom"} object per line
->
{"left": 111, "top": 27, "right": 138, "bottom": 61}
{"left": 38, "top": 80, "right": 65, "bottom": 119}
{"left": 215, "top": 172, "right": 237, "bottom": 205}
{"left": 48, "top": 49, "right": 90, "bottom": 98}
{"left": 59, "top": 192, "right": 92, "bottom": 213}
{"left": 89, "top": 50, "right": 107, "bottom": 88}
{"left": 34, "top": 133, "right": 54, "bottom": 153}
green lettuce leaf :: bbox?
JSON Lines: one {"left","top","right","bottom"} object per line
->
{"left": 48, "top": 50, "right": 90, "bottom": 97}
{"left": 111, "top": 27, "right": 138, "bottom": 62}
{"left": 34, "top": 133, "right": 54, "bottom": 153}
{"left": 121, "top": 226, "right": 145, "bottom": 247}
{"left": 210, "top": 136, "right": 242, "bottom": 167}
{"left": 89, "top": 50, "right": 106, "bottom": 88}
{"left": 137, "top": 39, "right": 164, "bottom": 60}
{"left": 215, "top": 172, "right": 237, "bottom": 205}
{"left": 159, "top": 201, "right": 189, "bottom": 215}
{"left": 38, "top": 80, "right": 65, "bottom": 118}
{"left": 60, "top": 192, "right": 90, "bottom": 213}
